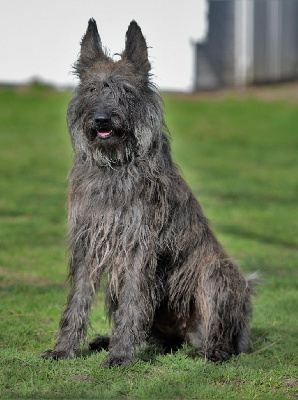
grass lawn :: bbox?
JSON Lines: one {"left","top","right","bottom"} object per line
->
{"left": 0, "top": 83, "right": 297, "bottom": 399}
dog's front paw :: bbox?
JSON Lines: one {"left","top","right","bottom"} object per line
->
{"left": 104, "top": 349, "right": 135, "bottom": 367}
{"left": 41, "top": 349, "right": 74, "bottom": 360}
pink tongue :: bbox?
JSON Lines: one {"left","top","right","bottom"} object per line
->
{"left": 97, "top": 131, "right": 111, "bottom": 137}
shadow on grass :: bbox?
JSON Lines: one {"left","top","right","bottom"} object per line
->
{"left": 76, "top": 328, "right": 283, "bottom": 366}
{"left": 0, "top": 282, "right": 65, "bottom": 295}
{"left": 76, "top": 344, "right": 173, "bottom": 364}
{"left": 219, "top": 224, "right": 298, "bottom": 250}
{"left": 75, "top": 342, "right": 202, "bottom": 366}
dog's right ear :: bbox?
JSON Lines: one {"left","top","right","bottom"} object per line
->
{"left": 123, "top": 21, "right": 151, "bottom": 79}
{"left": 74, "top": 18, "right": 108, "bottom": 78}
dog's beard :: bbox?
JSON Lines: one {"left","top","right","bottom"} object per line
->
{"left": 83, "top": 128, "right": 135, "bottom": 167}
{"left": 91, "top": 145, "right": 133, "bottom": 167}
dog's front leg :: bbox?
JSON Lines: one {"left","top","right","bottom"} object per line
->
{"left": 104, "top": 259, "right": 155, "bottom": 367}
{"left": 42, "top": 262, "right": 95, "bottom": 360}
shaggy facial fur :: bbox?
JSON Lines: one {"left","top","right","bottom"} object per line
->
{"left": 42, "top": 19, "right": 257, "bottom": 367}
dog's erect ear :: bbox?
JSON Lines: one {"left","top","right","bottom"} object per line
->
{"left": 74, "top": 18, "right": 108, "bottom": 78}
{"left": 123, "top": 21, "right": 151, "bottom": 78}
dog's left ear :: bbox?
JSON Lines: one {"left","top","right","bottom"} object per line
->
{"left": 74, "top": 18, "right": 108, "bottom": 78}
{"left": 123, "top": 21, "right": 151, "bottom": 78}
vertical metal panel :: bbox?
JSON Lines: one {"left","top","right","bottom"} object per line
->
{"left": 267, "top": 0, "right": 281, "bottom": 80}
{"left": 252, "top": 0, "right": 268, "bottom": 83}
{"left": 280, "top": 0, "right": 298, "bottom": 79}
{"left": 234, "top": 0, "right": 254, "bottom": 87}
{"left": 194, "top": 0, "right": 236, "bottom": 89}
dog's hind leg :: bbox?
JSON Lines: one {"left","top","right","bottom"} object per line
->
{"left": 186, "top": 260, "right": 253, "bottom": 362}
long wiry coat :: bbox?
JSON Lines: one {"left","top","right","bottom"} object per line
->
{"left": 42, "top": 19, "right": 257, "bottom": 367}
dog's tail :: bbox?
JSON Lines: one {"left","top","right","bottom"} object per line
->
{"left": 246, "top": 271, "right": 262, "bottom": 294}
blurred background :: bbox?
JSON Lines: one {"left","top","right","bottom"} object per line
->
{"left": 194, "top": 0, "right": 298, "bottom": 90}
{"left": 0, "top": 0, "right": 206, "bottom": 91}
{"left": 0, "top": 1, "right": 298, "bottom": 398}
{"left": 1, "top": 0, "right": 297, "bottom": 92}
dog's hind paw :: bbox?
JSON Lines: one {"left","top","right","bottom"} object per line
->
{"left": 41, "top": 349, "right": 74, "bottom": 360}
{"left": 89, "top": 335, "right": 110, "bottom": 351}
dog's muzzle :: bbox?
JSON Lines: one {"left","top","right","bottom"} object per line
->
{"left": 94, "top": 112, "right": 114, "bottom": 140}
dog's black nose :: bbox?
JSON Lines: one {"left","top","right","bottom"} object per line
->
{"left": 94, "top": 112, "right": 111, "bottom": 126}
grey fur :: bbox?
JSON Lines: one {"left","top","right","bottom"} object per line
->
{"left": 42, "top": 19, "right": 257, "bottom": 367}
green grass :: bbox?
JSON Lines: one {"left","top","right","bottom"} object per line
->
{"left": 0, "top": 84, "right": 297, "bottom": 399}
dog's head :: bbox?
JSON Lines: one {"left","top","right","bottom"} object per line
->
{"left": 67, "top": 19, "right": 164, "bottom": 166}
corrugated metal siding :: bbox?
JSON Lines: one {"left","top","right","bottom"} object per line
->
{"left": 194, "top": 0, "right": 298, "bottom": 90}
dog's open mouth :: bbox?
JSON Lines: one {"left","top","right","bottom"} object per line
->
{"left": 96, "top": 129, "right": 114, "bottom": 139}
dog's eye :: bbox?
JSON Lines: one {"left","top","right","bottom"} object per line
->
{"left": 90, "top": 88, "right": 97, "bottom": 94}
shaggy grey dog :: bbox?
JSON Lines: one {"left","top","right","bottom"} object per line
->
{"left": 42, "top": 19, "right": 257, "bottom": 367}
